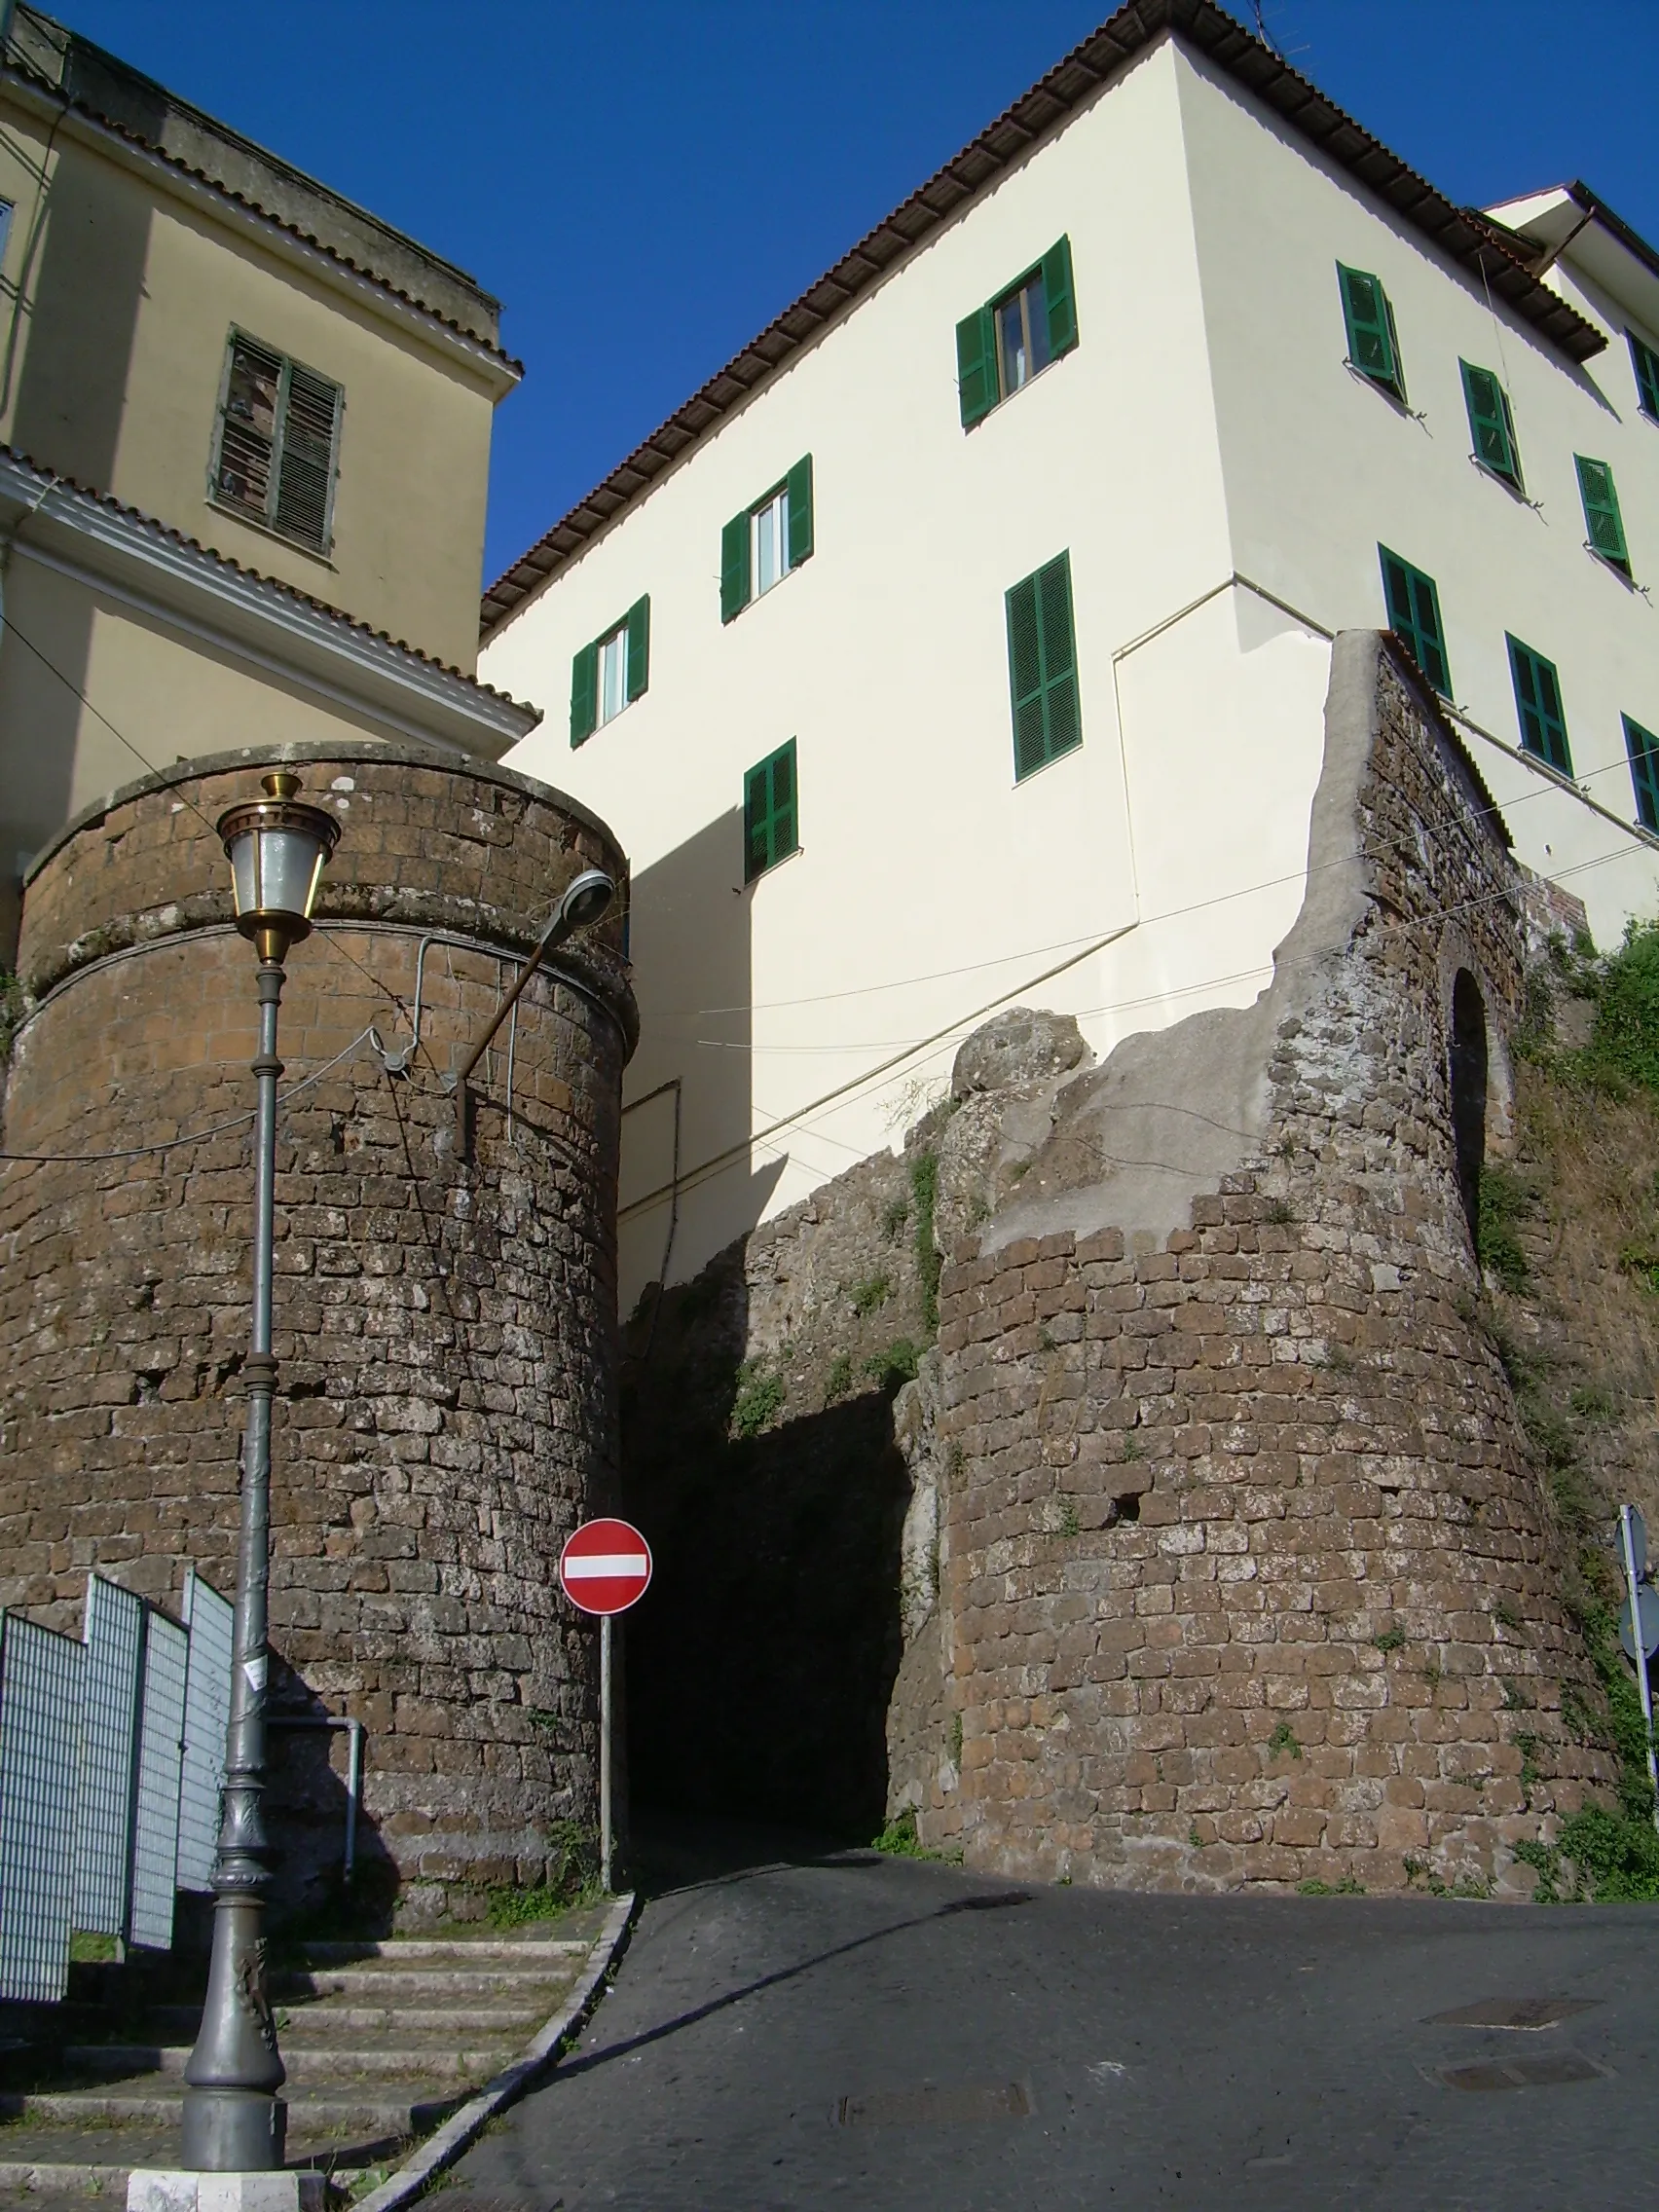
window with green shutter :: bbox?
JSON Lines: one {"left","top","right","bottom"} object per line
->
{"left": 744, "top": 739, "right": 798, "bottom": 883}
{"left": 1006, "top": 551, "right": 1082, "bottom": 782}
{"left": 1337, "top": 265, "right": 1406, "bottom": 402}
{"left": 1459, "top": 360, "right": 1523, "bottom": 489}
{"left": 1624, "top": 714, "right": 1659, "bottom": 833}
{"left": 720, "top": 459, "right": 813, "bottom": 622}
{"left": 956, "top": 237, "right": 1078, "bottom": 429}
{"left": 1575, "top": 455, "right": 1631, "bottom": 574}
{"left": 211, "top": 328, "right": 344, "bottom": 555}
{"left": 1378, "top": 546, "right": 1451, "bottom": 697}
{"left": 571, "top": 594, "right": 650, "bottom": 746}
{"left": 1507, "top": 636, "right": 1571, "bottom": 776}
{"left": 1631, "top": 331, "right": 1659, "bottom": 421}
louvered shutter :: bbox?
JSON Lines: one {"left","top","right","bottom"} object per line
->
{"left": 786, "top": 456, "right": 814, "bottom": 569}
{"left": 1338, "top": 265, "right": 1401, "bottom": 394}
{"left": 1631, "top": 333, "right": 1659, "bottom": 419}
{"left": 625, "top": 596, "right": 650, "bottom": 700}
{"left": 744, "top": 748, "right": 797, "bottom": 882}
{"left": 1380, "top": 549, "right": 1413, "bottom": 638}
{"left": 1042, "top": 236, "right": 1078, "bottom": 359}
{"left": 1508, "top": 637, "right": 1571, "bottom": 775}
{"left": 274, "top": 364, "right": 342, "bottom": 552}
{"left": 770, "top": 739, "right": 797, "bottom": 862}
{"left": 1038, "top": 553, "right": 1081, "bottom": 759}
{"left": 570, "top": 641, "right": 598, "bottom": 747}
{"left": 1407, "top": 570, "right": 1450, "bottom": 694}
{"left": 1624, "top": 715, "right": 1659, "bottom": 833}
{"left": 214, "top": 335, "right": 282, "bottom": 521}
{"left": 1460, "top": 361, "right": 1519, "bottom": 483}
{"left": 720, "top": 511, "right": 750, "bottom": 623}
{"left": 956, "top": 305, "right": 998, "bottom": 428}
{"left": 1575, "top": 455, "right": 1630, "bottom": 570}
{"left": 1006, "top": 573, "right": 1045, "bottom": 780}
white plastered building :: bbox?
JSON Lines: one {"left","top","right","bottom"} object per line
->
{"left": 479, "top": 0, "right": 1659, "bottom": 1311}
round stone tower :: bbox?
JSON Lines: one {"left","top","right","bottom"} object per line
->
{"left": 0, "top": 741, "right": 636, "bottom": 1914}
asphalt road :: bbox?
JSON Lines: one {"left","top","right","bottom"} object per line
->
{"left": 445, "top": 1819, "right": 1659, "bottom": 2210}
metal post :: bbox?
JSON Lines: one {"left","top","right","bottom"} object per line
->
{"left": 600, "top": 1614, "right": 612, "bottom": 1894}
{"left": 182, "top": 955, "right": 288, "bottom": 2171}
{"left": 1619, "top": 1505, "right": 1659, "bottom": 1837}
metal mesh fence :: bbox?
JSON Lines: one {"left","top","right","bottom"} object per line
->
{"left": 0, "top": 1615, "right": 85, "bottom": 2002}
{"left": 128, "top": 1611, "right": 189, "bottom": 1952}
{"left": 176, "top": 1570, "right": 234, "bottom": 1894}
{"left": 71, "top": 1574, "right": 144, "bottom": 1937}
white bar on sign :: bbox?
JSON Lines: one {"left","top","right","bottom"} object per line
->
{"left": 564, "top": 1554, "right": 649, "bottom": 1577}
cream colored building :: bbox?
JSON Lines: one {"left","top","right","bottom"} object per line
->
{"left": 481, "top": 0, "right": 1659, "bottom": 1313}
{"left": 0, "top": 3, "right": 535, "bottom": 952}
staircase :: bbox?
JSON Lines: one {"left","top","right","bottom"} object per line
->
{"left": 0, "top": 1922, "right": 605, "bottom": 2204}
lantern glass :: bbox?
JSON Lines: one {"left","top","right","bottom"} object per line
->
{"left": 216, "top": 771, "right": 341, "bottom": 949}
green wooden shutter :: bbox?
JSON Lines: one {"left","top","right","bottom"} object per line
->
{"left": 1575, "top": 455, "right": 1630, "bottom": 571}
{"left": 743, "top": 741, "right": 798, "bottom": 882}
{"left": 770, "top": 738, "right": 797, "bottom": 862}
{"left": 786, "top": 455, "right": 814, "bottom": 568}
{"left": 1459, "top": 361, "right": 1520, "bottom": 486}
{"left": 720, "top": 510, "right": 751, "bottom": 623}
{"left": 570, "top": 640, "right": 599, "bottom": 747}
{"left": 1507, "top": 636, "right": 1571, "bottom": 775}
{"left": 1378, "top": 546, "right": 1450, "bottom": 696}
{"left": 214, "top": 333, "right": 282, "bottom": 522}
{"left": 625, "top": 595, "right": 650, "bottom": 700}
{"left": 956, "top": 305, "right": 998, "bottom": 428}
{"left": 1624, "top": 715, "right": 1659, "bottom": 833}
{"left": 1338, "top": 265, "right": 1402, "bottom": 396}
{"left": 274, "top": 362, "right": 343, "bottom": 551}
{"left": 1037, "top": 552, "right": 1081, "bottom": 759}
{"left": 1006, "top": 572, "right": 1045, "bottom": 779}
{"left": 1042, "top": 236, "right": 1078, "bottom": 359}
{"left": 1631, "top": 332, "right": 1659, "bottom": 419}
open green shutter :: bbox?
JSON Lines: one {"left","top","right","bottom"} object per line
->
{"left": 1631, "top": 333, "right": 1659, "bottom": 419}
{"left": 1624, "top": 715, "right": 1659, "bottom": 833}
{"left": 1338, "top": 265, "right": 1402, "bottom": 395}
{"left": 570, "top": 640, "right": 598, "bottom": 747}
{"left": 720, "top": 511, "right": 750, "bottom": 623}
{"left": 625, "top": 595, "right": 650, "bottom": 700}
{"left": 956, "top": 305, "right": 998, "bottom": 428}
{"left": 1460, "top": 361, "right": 1520, "bottom": 485}
{"left": 1037, "top": 552, "right": 1081, "bottom": 759}
{"left": 1575, "top": 456, "right": 1630, "bottom": 570}
{"left": 1407, "top": 571, "right": 1450, "bottom": 694}
{"left": 786, "top": 456, "right": 813, "bottom": 568}
{"left": 1380, "top": 549, "right": 1413, "bottom": 637}
{"left": 1042, "top": 236, "right": 1078, "bottom": 358}
{"left": 772, "top": 739, "right": 797, "bottom": 860}
{"left": 1006, "top": 573, "right": 1045, "bottom": 780}
{"left": 743, "top": 760, "right": 766, "bottom": 880}
{"left": 1508, "top": 637, "right": 1571, "bottom": 775}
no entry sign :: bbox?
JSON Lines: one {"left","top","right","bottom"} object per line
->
{"left": 559, "top": 1517, "right": 652, "bottom": 1617}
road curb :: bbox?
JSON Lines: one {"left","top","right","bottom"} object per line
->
{"left": 347, "top": 1893, "right": 636, "bottom": 2212}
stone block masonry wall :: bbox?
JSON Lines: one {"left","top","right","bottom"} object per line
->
{"left": 924, "top": 636, "right": 1614, "bottom": 1895}
{"left": 0, "top": 742, "right": 636, "bottom": 1911}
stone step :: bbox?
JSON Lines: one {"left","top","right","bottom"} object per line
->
{"left": 292, "top": 1937, "right": 586, "bottom": 1965}
{"left": 0, "top": 2086, "right": 459, "bottom": 2135}
{"left": 63, "top": 2043, "right": 514, "bottom": 2083}
{"left": 271, "top": 1964, "right": 573, "bottom": 2000}
{"left": 150, "top": 2001, "right": 544, "bottom": 2036}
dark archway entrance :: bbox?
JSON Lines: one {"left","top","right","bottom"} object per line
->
{"left": 1449, "top": 969, "right": 1489, "bottom": 1245}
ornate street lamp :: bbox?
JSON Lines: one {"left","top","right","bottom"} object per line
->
{"left": 182, "top": 771, "right": 340, "bottom": 2174}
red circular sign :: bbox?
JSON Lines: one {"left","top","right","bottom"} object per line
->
{"left": 559, "top": 1517, "right": 652, "bottom": 1617}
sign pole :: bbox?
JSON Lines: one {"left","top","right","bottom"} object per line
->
{"left": 1619, "top": 1504, "right": 1659, "bottom": 1836}
{"left": 600, "top": 1612, "right": 613, "bottom": 1894}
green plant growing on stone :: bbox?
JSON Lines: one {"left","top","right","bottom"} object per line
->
{"left": 1476, "top": 1163, "right": 1534, "bottom": 1292}
{"left": 865, "top": 1340, "right": 921, "bottom": 1389}
{"left": 948, "top": 1712, "right": 963, "bottom": 1766}
{"left": 1372, "top": 1626, "right": 1406, "bottom": 1653}
{"left": 1189, "top": 1823, "right": 1204, "bottom": 1848}
{"left": 0, "top": 968, "right": 21, "bottom": 1081}
{"left": 1501, "top": 1678, "right": 1534, "bottom": 1711}
{"left": 910, "top": 1149, "right": 941, "bottom": 1333}
{"left": 851, "top": 1272, "right": 892, "bottom": 1316}
{"left": 871, "top": 1809, "right": 961, "bottom": 1863}
{"left": 1297, "top": 1877, "right": 1365, "bottom": 1896}
{"left": 1569, "top": 1382, "right": 1619, "bottom": 1424}
{"left": 1055, "top": 1496, "right": 1080, "bottom": 1539}
{"left": 1264, "top": 1198, "right": 1295, "bottom": 1227}
{"left": 1038, "top": 1325, "right": 1056, "bottom": 1351}
{"left": 1493, "top": 1598, "right": 1523, "bottom": 1632}
{"left": 824, "top": 1353, "right": 853, "bottom": 1407}
{"left": 1267, "top": 1721, "right": 1302, "bottom": 1761}
{"left": 731, "top": 1361, "right": 786, "bottom": 1438}
{"left": 881, "top": 1195, "right": 909, "bottom": 1243}
{"left": 1421, "top": 1659, "right": 1443, "bottom": 1690}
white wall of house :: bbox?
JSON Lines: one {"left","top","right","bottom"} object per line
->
{"left": 1177, "top": 48, "right": 1659, "bottom": 943}
{"left": 485, "top": 29, "right": 1659, "bottom": 1311}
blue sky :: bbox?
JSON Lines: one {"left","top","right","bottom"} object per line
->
{"left": 65, "top": 2, "right": 1659, "bottom": 590}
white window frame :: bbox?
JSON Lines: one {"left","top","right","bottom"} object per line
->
{"left": 597, "top": 623, "right": 629, "bottom": 727}
{"left": 751, "top": 487, "right": 791, "bottom": 600}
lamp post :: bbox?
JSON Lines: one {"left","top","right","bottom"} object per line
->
{"left": 182, "top": 771, "right": 340, "bottom": 2175}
